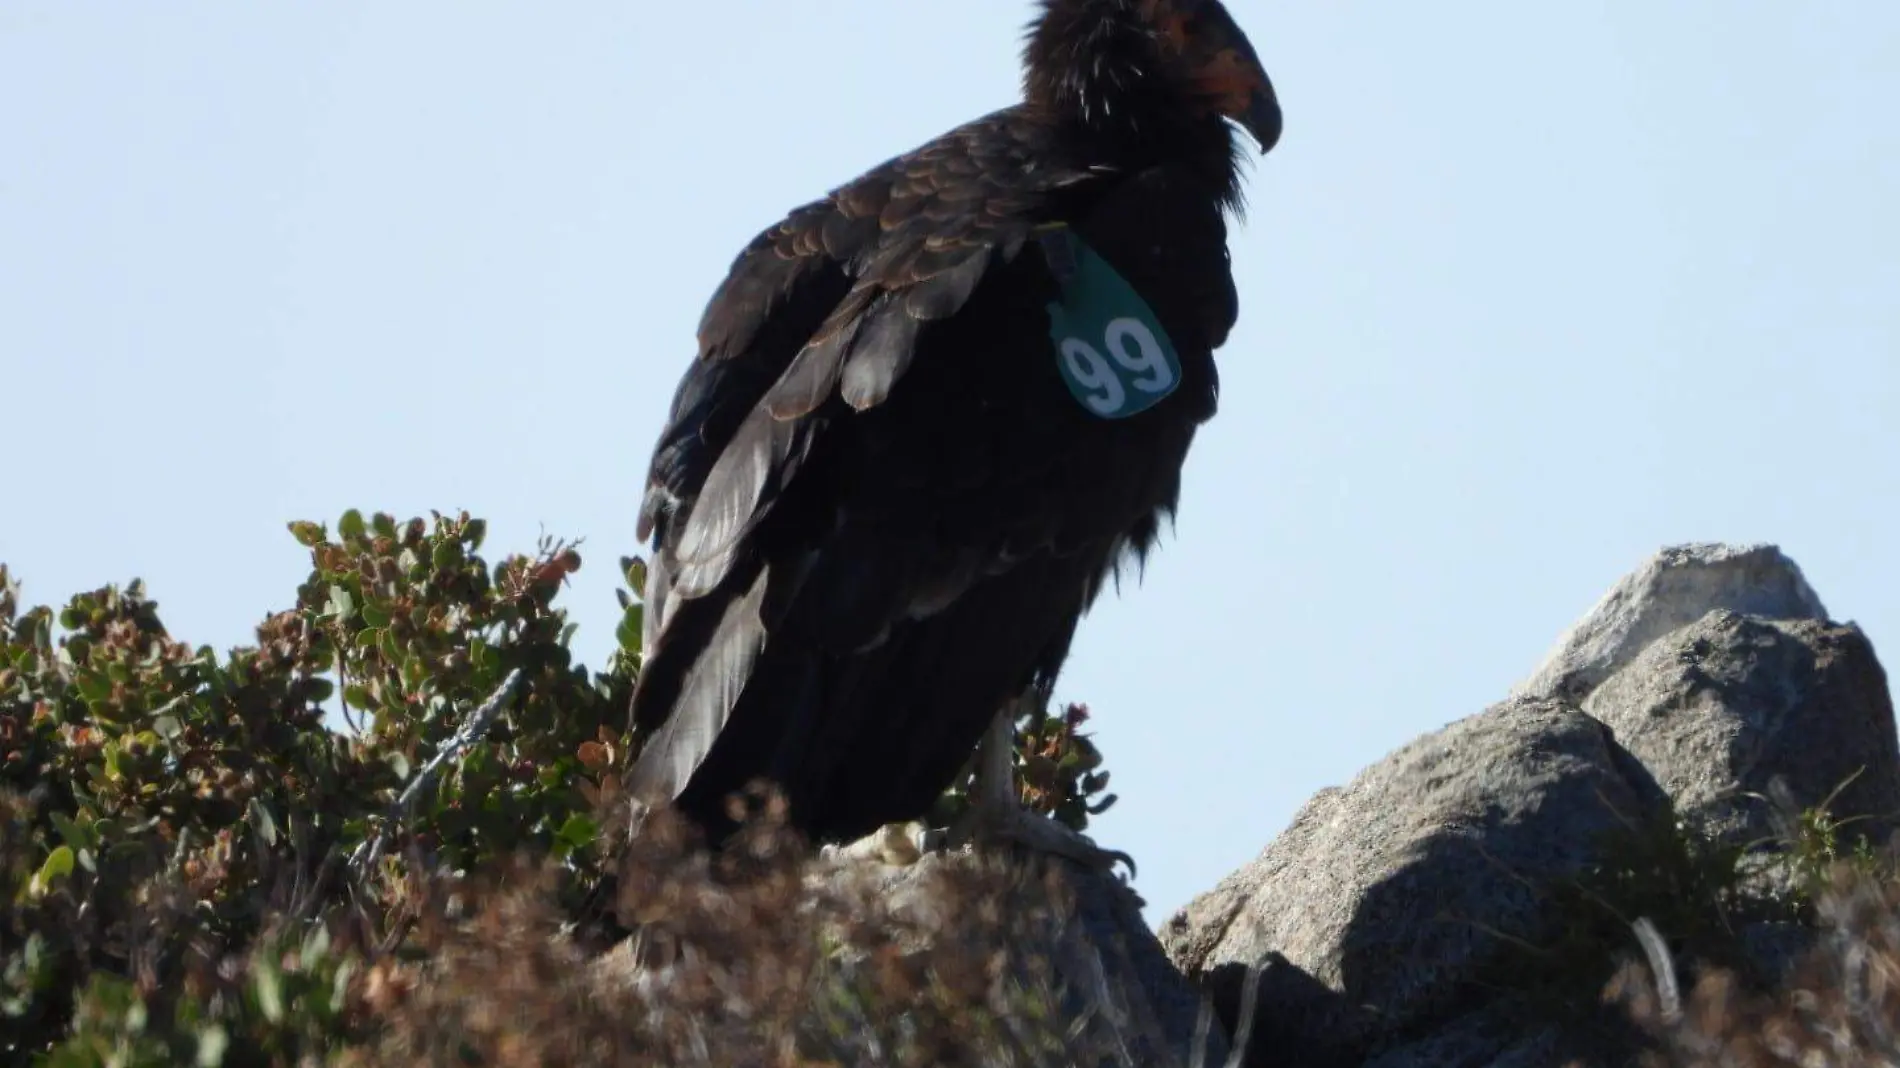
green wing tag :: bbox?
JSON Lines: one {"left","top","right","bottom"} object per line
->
{"left": 1038, "top": 225, "right": 1182, "bottom": 420}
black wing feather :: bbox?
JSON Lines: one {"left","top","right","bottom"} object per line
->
{"left": 760, "top": 313, "right": 860, "bottom": 420}
{"left": 628, "top": 567, "right": 770, "bottom": 796}
{"left": 669, "top": 407, "right": 813, "bottom": 597}
{"left": 838, "top": 295, "right": 926, "bottom": 411}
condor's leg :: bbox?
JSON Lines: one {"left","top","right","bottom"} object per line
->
{"left": 820, "top": 691, "right": 1134, "bottom": 876}
{"left": 950, "top": 692, "right": 1136, "bottom": 878}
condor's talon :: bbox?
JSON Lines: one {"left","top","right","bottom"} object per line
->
{"left": 947, "top": 697, "right": 1138, "bottom": 880}
{"left": 956, "top": 799, "right": 1138, "bottom": 880}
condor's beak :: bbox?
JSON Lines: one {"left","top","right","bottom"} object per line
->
{"left": 1243, "top": 73, "right": 1282, "bottom": 154}
{"left": 1184, "top": 0, "right": 1282, "bottom": 154}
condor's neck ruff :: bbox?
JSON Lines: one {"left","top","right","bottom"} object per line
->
{"left": 1021, "top": 0, "right": 1245, "bottom": 210}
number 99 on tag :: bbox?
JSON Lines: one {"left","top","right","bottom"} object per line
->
{"left": 1056, "top": 316, "right": 1181, "bottom": 419}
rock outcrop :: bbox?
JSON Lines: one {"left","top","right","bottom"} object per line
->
{"left": 1162, "top": 543, "right": 1897, "bottom": 1068}
{"left": 1511, "top": 543, "right": 1832, "bottom": 704}
{"left": 1582, "top": 611, "right": 1899, "bottom": 847}
{"left": 1160, "top": 698, "right": 1648, "bottom": 1067}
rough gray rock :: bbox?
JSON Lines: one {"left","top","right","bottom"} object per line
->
{"left": 1159, "top": 698, "right": 1650, "bottom": 1068}
{"left": 1513, "top": 543, "right": 1829, "bottom": 705}
{"left": 1740, "top": 920, "right": 1821, "bottom": 986}
{"left": 841, "top": 848, "right": 1230, "bottom": 1068}
{"left": 1163, "top": 543, "right": 1895, "bottom": 1068}
{"left": 1583, "top": 610, "right": 1899, "bottom": 845}
{"left": 1066, "top": 862, "right": 1234, "bottom": 1067}
{"left": 1357, "top": 999, "right": 1565, "bottom": 1068}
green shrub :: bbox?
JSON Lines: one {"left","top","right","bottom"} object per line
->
{"left": 0, "top": 510, "right": 1125, "bottom": 1064}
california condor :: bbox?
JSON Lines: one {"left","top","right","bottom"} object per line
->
{"left": 627, "top": 0, "right": 1281, "bottom": 867}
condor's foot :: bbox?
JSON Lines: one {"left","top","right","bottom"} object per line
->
{"left": 816, "top": 810, "right": 1134, "bottom": 878}
{"left": 819, "top": 820, "right": 930, "bottom": 867}
{"left": 948, "top": 698, "right": 1136, "bottom": 879}
{"left": 950, "top": 799, "right": 1137, "bottom": 879}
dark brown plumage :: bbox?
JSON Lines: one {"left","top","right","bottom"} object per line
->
{"left": 628, "top": 0, "right": 1281, "bottom": 847}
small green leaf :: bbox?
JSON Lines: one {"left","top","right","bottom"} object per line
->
{"left": 556, "top": 814, "right": 599, "bottom": 853}
{"left": 303, "top": 922, "right": 331, "bottom": 960}
{"left": 330, "top": 959, "right": 357, "bottom": 1015}
{"left": 338, "top": 508, "right": 367, "bottom": 542}
{"left": 248, "top": 797, "right": 279, "bottom": 847}
{"left": 74, "top": 672, "right": 110, "bottom": 703}
{"left": 152, "top": 714, "right": 182, "bottom": 740}
{"left": 372, "top": 511, "right": 398, "bottom": 539}
{"left": 253, "top": 960, "right": 285, "bottom": 1023}
{"left": 343, "top": 684, "right": 374, "bottom": 711}
{"left": 36, "top": 845, "right": 75, "bottom": 889}
{"left": 288, "top": 520, "right": 326, "bottom": 547}
{"left": 617, "top": 603, "right": 645, "bottom": 655}
{"left": 326, "top": 584, "right": 355, "bottom": 621}
{"left": 50, "top": 811, "right": 91, "bottom": 851}
{"left": 360, "top": 600, "right": 391, "bottom": 628}
{"left": 196, "top": 1024, "right": 230, "bottom": 1067}
{"left": 431, "top": 540, "right": 462, "bottom": 569}
{"left": 464, "top": 518, "right": 487, "bottom": 550}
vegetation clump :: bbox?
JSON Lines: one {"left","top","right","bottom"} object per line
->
{"left": 0, "top": 511, "right": 1125, "bottom": 1066}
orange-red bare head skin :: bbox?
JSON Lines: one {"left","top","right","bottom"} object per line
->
{"left": 1141, "top": 0, "right": 1282, "bottom": 152}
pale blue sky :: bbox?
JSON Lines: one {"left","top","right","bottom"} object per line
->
{"left": 3, "top": 3, "right": 1895, "bottom": 924}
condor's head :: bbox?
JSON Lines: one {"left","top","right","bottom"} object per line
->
{"left": 1024, "top": 0, "right": 1282, "bottom": 155}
